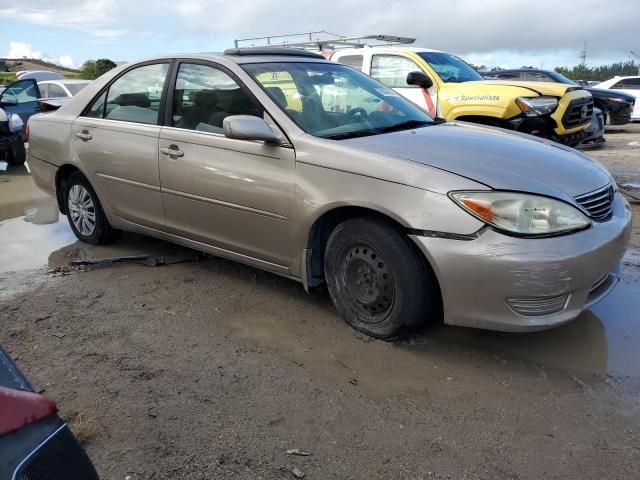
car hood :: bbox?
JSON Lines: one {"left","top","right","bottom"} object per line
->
{"left": 471, "top": 80, "right": 581, "bottom": 97}
{"left": 341, "top": 122, "right": 612, "bottom": 199}
{"left": 587, "top": 88, "right": 636, "bottom": 102}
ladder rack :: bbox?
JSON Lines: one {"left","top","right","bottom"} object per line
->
{"left": 233, "top": 31, "right": 415, "bottom": 51}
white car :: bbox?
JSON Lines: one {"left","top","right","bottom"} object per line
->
{"left": 594, "top": 76, "right": 640, "bottom": 120}
{"left": 16, "top": 70, "right": 66, "bottom": 81}
{"left": 37, "top": 80, "right": 92, "bottom": 99}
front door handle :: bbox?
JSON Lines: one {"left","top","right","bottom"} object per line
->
{"left": 75, "top": 131, "right": 92, "bottom": 141}
{"left": 160, "top": 145, "right": 184, "bottom": 158}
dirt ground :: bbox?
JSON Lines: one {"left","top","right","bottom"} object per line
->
{"left": 1, "top": 124, "right": 640, "bottom": 480}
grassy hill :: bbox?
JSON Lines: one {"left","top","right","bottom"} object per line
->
{"left": 0, "top": 58, "right": 81, "bottom": 85}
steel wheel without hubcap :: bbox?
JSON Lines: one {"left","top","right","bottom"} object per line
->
{"left": 325, "top": 217, "right": 433, "bottom": 339}
{"left": 342, "top": 244, "right": 394, "bottom": 321}
{"left": 67, "top": 184, "right": 96, "bottom": 237}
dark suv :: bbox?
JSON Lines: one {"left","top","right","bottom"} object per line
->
{"left": 0, "top": 78, "right": 42, "bottom": 165}
{"left": 491, "top": 69, "right": 635, "bottom": 125}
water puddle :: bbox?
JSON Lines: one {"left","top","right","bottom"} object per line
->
{"left": 1, "top": 163, "right": 640, "bottom": 378}
{"left": 416, "top": 278, "right": 640, "bottom": 377}
{"left": 0, "top": 164, "right": 197, "bottom": 275}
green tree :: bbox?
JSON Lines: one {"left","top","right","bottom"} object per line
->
{"left": 555, "top": 60, "right": 639, "bottom": 81}
{"left": 80, "top": 58, "right": 117, "bottom": 79}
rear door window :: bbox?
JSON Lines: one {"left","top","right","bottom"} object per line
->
{"left": 92, "top": 63, "right": 170, "bottom": 125}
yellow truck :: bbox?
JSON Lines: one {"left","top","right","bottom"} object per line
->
{"left": 331, "top": 47, "right": 594, "bottom": 146}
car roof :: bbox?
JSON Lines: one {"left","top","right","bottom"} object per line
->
{"left": 334, "top": 46, "right": 443, "bottom": 54}
{"left": 497, "top": 68, "right": 554, "bottom": 73}
{"left": 133, "top": 50, "right": 330, "bottom": 65}
{"left": 38, "top": 79, "right": 91, "bottom": 84}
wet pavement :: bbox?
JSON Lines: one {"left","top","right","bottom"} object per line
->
{"left": 1, "top": 160, "right": 640, "bottom": 380}
{"left": 0, "top": 162, "right": 196, "bottom": 273}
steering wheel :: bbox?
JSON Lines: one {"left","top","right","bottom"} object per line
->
{"left": 346, "top": 107, "right": 369, "bottom": 121}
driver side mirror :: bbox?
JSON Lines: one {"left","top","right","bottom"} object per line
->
{"left": 223, "top": 115, "right": 283, "bottom": 144}
{"left": 406, "top": 71, "right": 433, "bottom": 89}
{"left": 0, "top": 97, "right": 18, "bottom": 107}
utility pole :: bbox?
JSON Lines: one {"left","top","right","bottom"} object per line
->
{"left": 579, "top": 40, "right": 588, "bottom": 67}
{"left": 631, "top": 51, "right": 640, "bottom": 75}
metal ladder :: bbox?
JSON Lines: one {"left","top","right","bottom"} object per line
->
{"left": 233, "top": 31, "right": 415, "bottom": 51}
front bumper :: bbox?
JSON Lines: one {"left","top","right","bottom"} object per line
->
{"left": 607, "top": 104, "right": 633, "bottom": 125}
{"left": 411, "top": 193, "right": 632, "bottom": 332}
{"left": 507, "top": 115, "right": 589, "bottom": 147}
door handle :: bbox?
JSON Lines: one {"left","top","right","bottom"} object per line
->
{"left": 75, "top": 131, "right": 92, "bottom": 141}
{"left": 160, "top": 145, "right": 184, "bottom": 158}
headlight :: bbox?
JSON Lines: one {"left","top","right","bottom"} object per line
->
{"left": 8, "top": 113, "right": 23, "bottom": 133}
{"left": 516, "top": 96, "right": 558, "bottom": 116}
{"left": 606, "top": 97, "right": 629, "bottom": 103}
{"left": 449, "top": 191, "right": 591, "bottom": 236}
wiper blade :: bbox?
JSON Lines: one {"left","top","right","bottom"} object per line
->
{"left": 323, "top": 120, "right": 434, "bottom": 140}
{"left": 322, "top": 129, "right": 381, "bottom": 140}
{"left": 377, "top": 119, "right": 432, "bottom": 133}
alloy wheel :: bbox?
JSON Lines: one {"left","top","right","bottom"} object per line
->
{"left": 67, "top": 184, "right": 96, "bottom": 237}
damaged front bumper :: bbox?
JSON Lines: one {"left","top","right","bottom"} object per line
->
{"left": 506, "top": 115, "right": 590, "bottom": 147}
{"left": 411, "top": 193, "right": 632, "bottom": 332}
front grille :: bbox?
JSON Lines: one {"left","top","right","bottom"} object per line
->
{"left": 586, "top": 272, "right": 617, "bottom": 307}
{"left": 562, "top": 97, "right": 594, "bottom": 128}
{"left": 574, "top": 184, "right": 615, "bottom": 221}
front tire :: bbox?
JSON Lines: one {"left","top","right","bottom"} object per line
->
{"left": 6, "top": 140, "right": 26, "bottom": 166}
{"left": 63, "top": 172, "right": 118, "bottom": 244}
{"left": 324, "top": 217, "right": 433, "bottom": 339}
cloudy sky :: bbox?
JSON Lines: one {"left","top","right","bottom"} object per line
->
{"left": 0, "top": 0, "right": 638, "bottom": 69}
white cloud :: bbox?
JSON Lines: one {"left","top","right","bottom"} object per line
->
{"left": 1, "top": 0, "right": 639, "bottom": 66}
{"left": 5, "top": 41, "right": 76, "bottom": 69}
{"left": 6, "top": 41, "right": 43, "bottom": 59}
{"left": 57, "top": 55, "right": 75, "bottom": 69}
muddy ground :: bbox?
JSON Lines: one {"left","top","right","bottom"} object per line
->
{"left": 1, "top": 124, "right": 640, "bottom": 480}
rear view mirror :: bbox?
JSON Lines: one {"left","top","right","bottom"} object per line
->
{"left": 0, "top": 97, "right": 18, "bottom": 107}
{"left": 406, "top": 71, "right": 433, "bottom": 89}
{"left": 223, "top": 115, "right": 282, "bottom": 144}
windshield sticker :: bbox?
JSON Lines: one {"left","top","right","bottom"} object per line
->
{"left": 375, "top": 87, "right": 400, "bottom": 97}
{"left": 446, "top": 94, "right": 501, "bottom": 102}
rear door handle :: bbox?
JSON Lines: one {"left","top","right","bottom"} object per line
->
{"left": 75, "top": 131, "right": 92, "bottom": 141}
{"left": 160, "top": 145, "right": 184, "bottom": 158}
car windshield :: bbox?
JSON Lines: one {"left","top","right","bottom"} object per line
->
{"left": 66, "top": 83, "right": 89, "bottom": 95}
{"left": 544, "top": 71, "right": 576, "bottom": 85}
{"left": 417, "top": 52, "right": 484, "bottom": 83}
{"left": 243, "top": 62, "right": 435, "bottom": 140}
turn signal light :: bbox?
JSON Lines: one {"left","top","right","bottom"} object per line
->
{"left": 461, "top": 198, "right": 495, "bottom": 222}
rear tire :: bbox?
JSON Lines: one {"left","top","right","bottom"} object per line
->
{"left": 6, "top": 141, "right": 26, "bottom": 166}
{"left": 63, "top": 171, "right": 118, "bottom": 244}
{"left": 324, "top": 217, "right": 433, "bottom": 339}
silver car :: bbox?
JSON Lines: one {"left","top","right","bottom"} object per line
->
{"left": 27, "top": 49, "right": 632, "bottom": 338}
